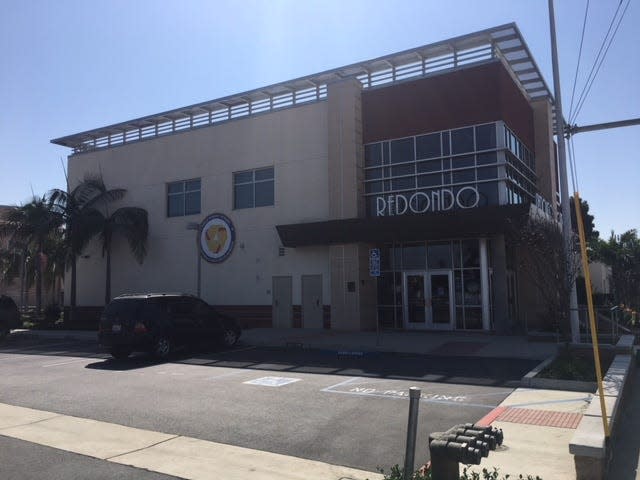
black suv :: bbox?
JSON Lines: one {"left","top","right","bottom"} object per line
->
{"left": 0, "top": 295, "right": 21, "bottom": 340}
{"left": 98, "top": 293, "right": 241, "bottom": 360}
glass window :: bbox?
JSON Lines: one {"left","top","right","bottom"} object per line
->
{"left": 365, "top": 181, "right": 383, "bottom": 194}
{"left": 453, "top": 169, "right": 475, "bottom": 184}
{"left": 390, "top": 138, "right": 414, "bottom": 164}
{"left": 377, "top": 272, "right": 397, "bottom": 305}
{"left": 391, "top": 164, "right": 414, "bottom": 177}
{"left": 233, "top": 167, "right": 274, "bottom": 209}
{"left": 477, "top": 152, "right": 497, "bottom": 166}
{"left": 464, "top": 307, "right": 483, "bottom": 329}
{"left": 451, "top": 127, "right": 474, "bottom": 154}
{"left": 477, "top": 166, "right": 498, "bottom": 180}
{"left": 365, "top": 143, "right": 383, "bottom": 167}
{"left": 475, "top": 124, "right": 496, "bottom": 151}
{"left": 442, "top": 131, "right": 450, "bottom": 155}
{"left": 416, "top": 133, "right": 441, "bottom": 159}
{"left": 167, "top": 178, "right": 201, "bottom": 217}
{"left": 402, "top": 244, "right": 426, "bottom": 269}
{"left": 452, "top": 155, "right": 474, "bottom": 169}
{"left": 463, "top": 270, "right": 482, "bottom": 305}
{"left": 427, "top": 242, "right": 452, "bottom": 269}
{"left": 477, "top": 183, "right": 499, "bottom": 206}
{"left": 392, "top": 177, "right": 415, "bottom": 190}
{"left": 462, "top": 240, "right": 480, "bottom": 267}
{"left": 417, "top": 173, "right": 441, "bottom": 188}
{"left": 417, "top": 159, "right": 441, "bottom": 173}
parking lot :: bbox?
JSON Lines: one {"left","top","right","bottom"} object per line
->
{"left": 0, "top": 335, "right": 539, "bottom": 472}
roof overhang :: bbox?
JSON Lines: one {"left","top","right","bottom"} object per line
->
{"left": 52, "top": 23, "right": 555, "bottom": 154}
{"left": 276, "top": 205, "right": 529, "bottom": 247}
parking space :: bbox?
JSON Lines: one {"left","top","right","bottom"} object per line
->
{"left": 0, "top": 336, "right": 536, "bottom": 471}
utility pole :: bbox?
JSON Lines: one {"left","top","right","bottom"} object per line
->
{"left": 549, "top": 0, "right": 580, "bottom": 343}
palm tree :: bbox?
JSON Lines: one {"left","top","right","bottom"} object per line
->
{"left": 50, "top": 175, "right": 148, "bottom": 306}
{"left": 0, "top": 197, "right": 61, "bottom": 313}
{"left": 49, "top": 176, "right": 125, "bottom": 313}
{"left": 99, "top": 207, "right": 148, "bottom": 304}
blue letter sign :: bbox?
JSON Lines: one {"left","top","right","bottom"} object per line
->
{"left": 369, "top": 248, "right": 381, "bottom": 277}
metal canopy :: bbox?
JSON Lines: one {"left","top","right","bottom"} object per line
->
{"left": 52, "top": 23, "right": 553, "bottom": 154}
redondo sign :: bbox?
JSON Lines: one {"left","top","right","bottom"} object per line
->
{"left": 199, "top": 213, "right": 235, "bottom": 263}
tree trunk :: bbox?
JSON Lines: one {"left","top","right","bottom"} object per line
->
{"left": 105, "top": 246, "right": 111, "bottom": 306}
{"left": 69, "top": 256, "right": 77, "bottom": 325}
{"left": 36, "top": 242, "right": 42, "bottom": 314}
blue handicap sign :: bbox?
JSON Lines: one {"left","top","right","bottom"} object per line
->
{"left": 369, "top": 248, "right": 381, "bottom": 277}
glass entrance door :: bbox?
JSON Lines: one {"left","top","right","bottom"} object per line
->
{"left": 427, "top": 271, "right": 454, "bottom": 330}
{"left": 403, "top": 272, "right": 427, "bottom": 329}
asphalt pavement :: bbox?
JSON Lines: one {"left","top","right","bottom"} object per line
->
{"left": 0, "top": 335, "right": 539, "bottom": 473}
{"left": 0, "top": 435, "right": 181, "bottom": 480}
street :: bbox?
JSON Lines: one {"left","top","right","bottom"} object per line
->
{"left": 0, "top": 335, "right": 539, "bottom": 475}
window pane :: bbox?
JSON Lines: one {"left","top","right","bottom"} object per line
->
{"left": 462, "top": 240, "right": 480, "bottom": 267}
{"left": 377, "top": 272, "right": 397, "bottom": 305}
{"left": 463, "top": 270, "right": 482, "bottom": 305}
{"left": 391, "top": 164, "right": 414, "bottom": 176}
{"left": 416, "top": 133, "right": 441, "bottom": 159}
{"left": 234, "top": 172, "right": 253, "bottom": 184}
{"left": 255, "top": 167, "right": 274, "bottom": 181}
{"left": 475, "top": 124, "right": 496, "bottom": 150}
{"left": 417, "top": 159, "right": 441, "bottom": 173}
{"left": 477, "top": 152, "right": 497, "bottom": 166}
{"left": 427, "top": 242, "right": 452, "bottom": 269}
{"left": 451, "top": 127, "right": 474, "bottom": 154}
{"left": 454, "top": 270, "right": 463, "bottom": 304}
{"left": 390, "top": 138, "right": 414, "bottom": 164}
{"left": 477, "top": 182, "right": 499, "bottom": 206}
{"left": 442, "top": 131, "right": 450, "bottom": 155}
{"left": 452, "top": 155, "right": 474, "bottom": 169}
{"left": 365, "top": 143, "right": 383, "bottom": 167}
{"left": 255, "top": 180, "right": 274, "bottom": 207}
{"left": 417, "top": 173, "right": 442, "bottom": 187}
{"left": 391, "top": 177, "right": 414, "bottom": 190}
{"left": 477, "top": 166, "right": 498, "bottom": 180}
{"left": 452, "top": 169, "right": 475, "bottom": 184}
{"left": 464, "top": 307, "right": 483, "bottom": 329}
{"left": 234, "top": 183, "right": 253, "bottom": 209}
{"left": 167, "top": 182, "right": 183, "bottom": 194}
{"left": 167, "top": 195, "right": 183, "bottom": 217}
{"left": 185, "top": 191, "right": 200, "bottom": 215}
{"left": 185, "top": 179, "right": 200, "bottom": 191}
{"left": 402, "top": 244, "right": 426, "bottom": 270}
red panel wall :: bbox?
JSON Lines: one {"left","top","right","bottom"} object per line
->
{"left": 362, "top": 61, "right": 534, "bottom": 150}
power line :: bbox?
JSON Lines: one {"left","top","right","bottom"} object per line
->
{"left": 568, "top": 0, "right": 590, "bottom": 122}
{"left": 571, "top": 0, "right": 631, "bottom": 123}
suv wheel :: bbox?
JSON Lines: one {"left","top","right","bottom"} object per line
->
{"left": 152, "top": 336, "right": 172, "bottom": 359}
{"left": 110, "top": 346, "right": 131, "bottom": 360}
{"left": 0, "top": 324, "right": 9, "bottom": 340}
{"left": 223, "top": 329, "right": 238, "bottom": 348}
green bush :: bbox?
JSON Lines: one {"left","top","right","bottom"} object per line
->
{"left": 373, "top": 465, "right": 542, "bottom": 480}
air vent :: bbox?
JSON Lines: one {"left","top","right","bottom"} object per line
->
{"left": 278, "top": 246, "right": 286, "bottom": 257}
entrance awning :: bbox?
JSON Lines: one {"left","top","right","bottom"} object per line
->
{"left": 276, "top": 204, "right": 528, "bottom": 247}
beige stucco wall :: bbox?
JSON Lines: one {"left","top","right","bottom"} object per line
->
{"left": 67, "top": 102, "right": 331, "bottom": 307}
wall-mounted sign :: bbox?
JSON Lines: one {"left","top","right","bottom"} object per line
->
{"left": 199, "top": 213, "right": 236, "bottom": 263}
{"left": 369, "top": 248, "right": 381, "bottom": 277}
{"left": 375, "top": 186, "right": 480, "bottom": 217}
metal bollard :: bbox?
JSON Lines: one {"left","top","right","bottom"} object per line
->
{"left": 403, "top": 387, "right": 421, "bottom": 480}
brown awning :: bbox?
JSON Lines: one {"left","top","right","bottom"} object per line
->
{"left": 276, "top": 204, "right": 528, "bottom": 247}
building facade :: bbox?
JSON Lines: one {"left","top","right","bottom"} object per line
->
{"left": 53, "top": 24, "right": 561, "bottom": 333}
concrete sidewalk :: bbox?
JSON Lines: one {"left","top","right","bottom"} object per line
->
{"left": 470, "top": 387, "right": 593, "bottom": 479}
{"left": 0, "top": 402, "right": 381, "bottom": 480}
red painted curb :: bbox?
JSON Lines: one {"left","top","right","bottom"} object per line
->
{"left": 476, "top": 406, "right": 507, "bottom": 427}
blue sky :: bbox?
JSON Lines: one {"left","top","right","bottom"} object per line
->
{"left": 1, "top": 0, "right": 638, "bottom": 236}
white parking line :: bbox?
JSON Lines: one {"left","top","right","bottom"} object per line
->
{"left": 320, "top": 376, "right": 361, "bottom": 392}
{"left": 42, "top": 357, "right": 94, "bottom": 367}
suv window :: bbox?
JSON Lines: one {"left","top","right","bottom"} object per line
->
{"left": 104, "top": 299, "right": 142, "bottom": 321}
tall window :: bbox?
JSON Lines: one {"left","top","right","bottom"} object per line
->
{"left": 167, "top": 178, "right": 201, "bottom": 217}
{"left": 233, "top": 167, "right": 274, "bottom": 209}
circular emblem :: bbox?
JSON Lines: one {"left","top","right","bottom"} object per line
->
{"left": 199, "top": 213, "right": 235, "bottom": 263}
